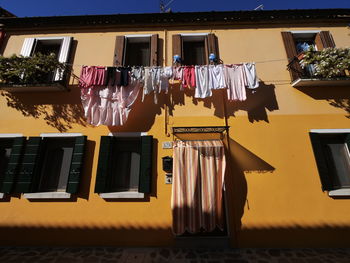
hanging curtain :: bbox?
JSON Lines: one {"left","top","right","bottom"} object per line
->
{"left": 171, "top": 140, "right": 226, "bottom": 235}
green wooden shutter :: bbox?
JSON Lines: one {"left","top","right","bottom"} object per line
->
{"left": 14, "top": 137, "right": 42, "bottom": 193}
{"left": 309, "top": 133, "right": 332, "bottom": 191}
{"left": 95, "top": 136, "right": 114, "bottom": 193}
{"left": 1, "top": 137, "right": 25, "bottom": 193}
{"left": 66, "top": 136, "right": 87, "bottom": 194}
{"left": 139, "top": 135, "right": 153, "bottom": 194}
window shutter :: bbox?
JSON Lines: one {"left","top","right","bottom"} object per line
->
{"left": 14, "top": 137, "right": 42, "bottom": 193}
{"left": 113, "top": 36, "right": 125, "bottom": 66}
{"left": 20, "top": 38, "right": 35, "bottom": 57}
{"left": 66, "top": 136, "right": 87, "bottom": 194}
{"left": 309, "top": 133, "right": 332, "bottom": 191}
{"left": 95, "top": 136, "right": 114, "bottom": 193}
{"left": 207, "top": 33, "right": 219, "bottom": 63}
{"left": 0, "top": 137, "right": 25, "bottom": 193}
{"left": 172, "top": 34, "right": 182, "bottom": 63}
{"left": 150, "top": 34, "right": 159, "bottom": 66}
{"left": 315, "top": 31, "right": 336, "bottom": 50}
{"left": 281, "top": 32, "right": 302, "bottom": 82}
{"left": 139, "top": 135, "right": 153, "bottom": 194}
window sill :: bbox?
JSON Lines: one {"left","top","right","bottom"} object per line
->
{"left": 291, "top": 77, "right": 350, "bottom": 87}
{"left": 23, "top": 192, "right": 71, "bottom": 199}
{"left": 99, "top": 192, "right": 144, "bottom": 199}
{"left": 0, "top": 82, "right": 69, "bottom": 92}
{"left": 328, "top": 189, "right": 350, "bottom": 197}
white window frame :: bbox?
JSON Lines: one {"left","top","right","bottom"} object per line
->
{"left": 23, "top": 133, "right": 82, "bottom": 199}
{"left": 20, "top": 36, "right": 72, "bottom": 81}
{"left": 98, "top": 132, "right": 148, "bottom": 199}
{"left": 310, "top": 129, "right": 350, "bottom": 197}
{"left": 0, "top": 133, "right": 23, "bottom": 199}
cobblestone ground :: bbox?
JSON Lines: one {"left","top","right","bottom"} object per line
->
{"left": 0, "top": 247, "right": 349, "bottom": 263}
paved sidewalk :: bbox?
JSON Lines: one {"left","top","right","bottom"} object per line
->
{"left": 0, "top": 247, "right": 349, "bottom": 263}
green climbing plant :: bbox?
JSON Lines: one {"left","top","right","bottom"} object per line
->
{"left": 0, "top": 53, "right": 66, "bottom": 84}
{"left": 302, "top": 47, "right": 350, "bottom": 78}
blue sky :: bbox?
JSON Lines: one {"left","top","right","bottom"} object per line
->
{"left": 0, "top": 0, "right": 349, "bottom": 17}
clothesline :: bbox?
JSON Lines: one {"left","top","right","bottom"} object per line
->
{"left": 64, "top": 58, "right": 288, "bottom": 68}
{"left": 79, "top": 63, "right": 260, "bottom": 127}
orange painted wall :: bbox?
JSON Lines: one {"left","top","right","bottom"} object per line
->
{"left": 0, "top": 22, "right": 350, "bottom": 247}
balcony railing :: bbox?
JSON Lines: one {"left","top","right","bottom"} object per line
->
{"left": 287, "top": 53, "right": 350, "bottom": 87}
{"left": 0, "top": 54, "right": 71, "bottom": 92}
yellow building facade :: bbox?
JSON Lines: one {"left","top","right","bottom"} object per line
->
{"left": 0, "top": 9, "right": 350, "bottom": 247}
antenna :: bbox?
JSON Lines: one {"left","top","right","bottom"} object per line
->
{"left": 160, "top": 0, "right": 174, "bottom": 13}
{"left": 254, "top": 4, "right": 264, "bottom": 11}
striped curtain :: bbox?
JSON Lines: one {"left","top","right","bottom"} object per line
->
{"left": 171, "top": 140, "right": 226, "bottom": 235}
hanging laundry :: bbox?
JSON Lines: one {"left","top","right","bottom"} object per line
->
{"left": 81, "top": 80, "right": 141, "bottom": 126}
{"left": 79, "top": 66, "right": 106, "bottom": 88}
{"left": 182, "top": 66, "right": 196, "bottom": 89}
{"left": 194, "top": 65, "right": 211, "bottom": 99}
{"left": 208, "top": 64, "right": 226, "bottom": 90}
{"left": 224, "top": 64, "right": 247, "bottom": 101}
{"left": 160, "top": 66, "right": 173, "bottom": 94}
{"left": 243, "top": 63, "right": 259, "bottom": 89}
{"left": 117, "top": 67, "right": 131, "bottom": 86}
{"left": 131, "top": 66, "right": 144, "bottom": 83}
{"left": 106, "top": 67, "right": 121, "bottom": 86}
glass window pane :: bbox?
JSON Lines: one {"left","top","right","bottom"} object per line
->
{"left": 183, "top": 40, "right": 205, "bottom": 65}
{"left": 327, "top": 143, "right": 350, "bottom": 188}
{"left": 124, "top": 38, "right": 150, "bottom": 66}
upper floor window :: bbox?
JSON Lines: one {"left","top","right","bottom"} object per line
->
{"left": 281, "top": 31, "right": 335, "bottom": 82}
{"left": 113, "top": 34, "right": 158, "bottom": 67}
{"left": 20, "top": 36, "right": 73, "bottom": 81}
{"left": 172, "top": 33, "right": 219, "bottom": 65}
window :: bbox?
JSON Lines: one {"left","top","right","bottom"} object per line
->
{"left": 310, "top": 129, "right": 350, "bottom": 197}
{"left": 172, "top": 33, "right": 219, "bottom": 65}
{"left": 20, "top": 36, "right": 73, "bottom": 81}
{"left": 95, "top": 133, "right": 153, "bottom": 199}
{"left": 113, "top": 34, "right": 158, "bottom": 67}
{"left": 15, "top": 134, "right": 86, "bottom": 199}
{"left": 281, "top": 31, "right": 335, "bottom": 81}
{"left": 0, "top": 134, "right": 25, "bottom": 197}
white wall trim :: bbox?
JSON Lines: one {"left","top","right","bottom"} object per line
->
{"left": 180, "top": 33, "right": 209, "bottom": 36}
{"left": 290, "top": 30, "right": 321, "bottom": 34}
{"left": 0, "top": 193, "right": 4, "bottom": 199}
{"left": 328, "top": 188, "right": 350, "bottom": 197}
{"left": 310, "top": 129, "right": 350, "bottom": 133}
{"left": 99, "top": 192, "right": 144, "bottom": 199}
{"left": 40, "top": 133, "right": 83, "bottom": 137}
{"left": 125, "top": 34, "right": 152, "bottom": 38}
{"left": 23, "top": 192, "right": 71, "bottom": 199}
{"left": 0, "top": 134, "right": 23, "bottom": 138}
{"left": 108, "top": 132, "right": 148, "bottom": 137}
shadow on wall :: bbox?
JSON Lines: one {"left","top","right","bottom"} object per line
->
{"left": 224, "top": 138, "right": 275, "bottom": 246}
{"left": 109, "top": 80, "right": 279, "bottom": 133}
{"left": 0, "top": 87, "right": 86, "bottom": 132}
{"left": 296, "top": 85, "right": 350, "bottom": 118}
